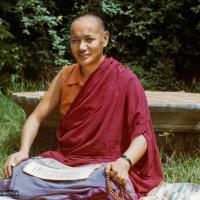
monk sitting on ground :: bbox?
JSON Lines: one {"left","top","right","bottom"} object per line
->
{"left": 1, "top": 13, "right": 166, "bottom": 200}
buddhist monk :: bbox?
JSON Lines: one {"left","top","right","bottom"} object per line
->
{"left": 1, "top": 14, "right": 163, "bottom": 200}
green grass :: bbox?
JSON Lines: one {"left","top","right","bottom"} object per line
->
{"left": 0, "top": 94, "right": 199, "bottom": 183}
{"left": 162, "top": 152, "right": 200, "bottom": 184}
{"left": 0, "top": 95, "right": 26, "bottom": 177}
{"left": 1, "top": 74, "right": 48, "bottom": 96}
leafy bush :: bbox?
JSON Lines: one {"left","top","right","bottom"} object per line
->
{"left": 1, "top": 0, "right": 200, "bottom": 93}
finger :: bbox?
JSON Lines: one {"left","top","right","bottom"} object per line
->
{"left": 110, "top": 170, "right": 117, "bottom": 177}
{"left": 112, "top": 175, "right": 124, "bottom": 185}
{"left": 14, "top": 157, "right": 22, "bottom": 166}
{"left": 8, "top": 160, "right": 16, "bottom": 177}
{"left": 4, "top": 160, "right": 13, "bottom": 178}
{"left": 117, "top": 170, "right": 126, "bottom": 179}
{"left": 8, "top": 154, "right": 18, "bottom": 176}
{"left": 4, "top": 160, "right": 9, "bottom": 178}
{"left": 4, "top": 152, "right": 19, "bottom": 178}
{"left": 114, "top": 172, "right": 124, "bottom": 184}
{"left": 11, "top": 161, "right": 16, "bottom": 167}
{"left": 108, "top": 163, "right": 119, "bottom": 179}
{"left": 105, "top": 163, "right": 112, "bottom": 173}
{"left": 117, "top": 175, "right": 126, "bottom": 185}
{"left": 124, "top": 174, "right": 129, "bottom": 182}
{"left": 110, "top": 162, "right": 118, "bottom": 172}
{"left": 113, "top": 170, "right": 128, "bottom": 185}
{"left": 118, "top": 171, "right": 129, "bottom": 183}
{"left": 4, "top": 156, "right": 12, "bottom": 178}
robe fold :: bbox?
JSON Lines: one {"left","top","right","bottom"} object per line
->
{"left": 41, "top": 57, "right": 163, "bottom": 197}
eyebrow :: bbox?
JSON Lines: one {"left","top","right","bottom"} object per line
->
{"left": 70, "top": 34, "right": 95, "bottom": 39}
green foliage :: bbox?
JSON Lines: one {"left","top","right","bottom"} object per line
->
{"left": 0, "top": 95, "right": 26, "bottom": 177}
{"left": 2, "top": 74, "right": 48, "bottom": 95}
{"left": 16, "top": 0, "right": 71, "bottom": 67}
{"left": 1, "top": 0, "right": 200, "bottom": 93}
{"left": 98, "top": 0, "right": 200, "bottom": 91}
{"left": 0, "top": 13, "right": 25, "bottom": 91}
{"left": 0, "top": 18, "right": 14, "bottom": 40}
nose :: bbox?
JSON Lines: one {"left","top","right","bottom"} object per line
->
{"left": 79, "top": 40, "right": 87, "bottom": 51}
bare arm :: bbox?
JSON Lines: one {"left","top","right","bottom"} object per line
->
{"left": 105, "top": 135, "right": 147, "bottom": 184}
{"left": 19, "top": 71, "right": 62, "bottom": 154}
{"left": 123, "top": 135, "right": 147, "bottom": 166}
{"left": 4, "top": 70, "right": 62, "bottom": 178}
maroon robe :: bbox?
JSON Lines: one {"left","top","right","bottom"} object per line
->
{"left": 41, "top": 57, "right": 163, "bottom": 197}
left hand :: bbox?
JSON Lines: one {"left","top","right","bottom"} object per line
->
{"left": 105, "top": 157, "right": 131, "bottom": 185}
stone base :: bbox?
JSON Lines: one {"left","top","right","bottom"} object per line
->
{"left": 12, "top": 91, "right": 200, "bottom": 154}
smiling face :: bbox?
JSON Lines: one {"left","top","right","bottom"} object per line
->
{"left": 70, "top": 15, "right": 109, "bottom": 69}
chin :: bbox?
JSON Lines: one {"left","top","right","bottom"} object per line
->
{"left": 78, "top": 57, "right": 93, "bottom": 66}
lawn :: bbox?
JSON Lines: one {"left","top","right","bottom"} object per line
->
{"left": 0, "top": 94, "right": 199, "bottom": 183}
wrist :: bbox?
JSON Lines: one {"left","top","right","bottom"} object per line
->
{"left": 19, "top": 147, "right": 29, "bottom": 155}
{"left": 121, "top": 154, "right": 133, "bottom": 168}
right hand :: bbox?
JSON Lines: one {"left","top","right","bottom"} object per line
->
{"left": 4, "top": 150, "right": 29, "bottom": 178}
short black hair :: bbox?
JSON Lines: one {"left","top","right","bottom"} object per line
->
{"left": 71, "top": 13, "right": 106, "bottom": 32}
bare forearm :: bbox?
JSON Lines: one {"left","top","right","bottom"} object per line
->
{"left": 123, "top": 135, "right": 147, "bottom": 166}
{"left": 105, "top": 135, "right": 147, "bottom": 184}
{"left": 19, "top": 115, "right": 40, "bottom": 154}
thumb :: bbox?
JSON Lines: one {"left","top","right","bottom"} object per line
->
{"left": 11, "top": 161, "right": 16, "bottom": 167}
{"left": 105, "top": 163, "right": 112, "bottom": 173}
{"left": 13, "top": 156, "right": 23, "bottom": 166}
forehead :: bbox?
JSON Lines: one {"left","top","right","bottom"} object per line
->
{"left": 70, "top": 17, "right": 102, "bottom": 37}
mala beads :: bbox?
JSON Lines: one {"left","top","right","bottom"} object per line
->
{"left": 106, "top": 172, "right": 135, "bottom": 200}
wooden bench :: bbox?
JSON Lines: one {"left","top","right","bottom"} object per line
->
{"left": 12, "top": 91, "right": 200, "bottom": 152}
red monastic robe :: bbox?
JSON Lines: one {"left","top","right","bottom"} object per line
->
{"left": 41, "top": 57, "right": 163, "bottom": 197}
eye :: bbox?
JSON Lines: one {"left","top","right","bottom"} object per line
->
{"left": 86, "top": 38, "right": 94, "bottom": 43}
{"left": 71, "top": 39, "right": 80, "bottom": 43}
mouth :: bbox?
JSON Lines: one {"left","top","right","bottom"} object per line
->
{"left": 79, "top": 53, "right": 89, "bottom": 59}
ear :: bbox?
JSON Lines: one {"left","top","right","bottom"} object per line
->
{"left": 102, "top": 31, "right": 110, "bottom": 47}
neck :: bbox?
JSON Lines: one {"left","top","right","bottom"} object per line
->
{"left": 80, "top": 56, "right": 105, "bottom": 79}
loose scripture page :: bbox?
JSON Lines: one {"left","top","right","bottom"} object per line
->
{"left": 23, "top": 158, "right": 102, "bottom": 181}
